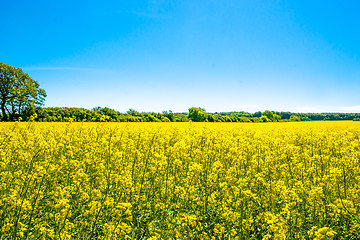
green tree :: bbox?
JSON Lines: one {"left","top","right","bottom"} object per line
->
{"left": 260, "top": 115, "right": 270, "bottom": 122}
{"left": 187, "top": 107, "right": 207, "bottom": 122}
{"left": 290, "top": 115, "right": 301, "bottom": 122}
{"left": 273, "top": 114, "right": 281, "bottom": 122}
{"left": 262, "top": 110, "right": 274, "bottom": 120}
{"left": 253, "top": 111, "right": 262, "bottom": 118}
{"left": 0, "top": 62, "right": 46, "bottom": 121}
{"left": 162, "top": 110, "right": 175, "bottom": 122}
{"left": 207, "top": 114, "right": 214, "bottom": 122}
{"left": 262, "top": 110, "right": 281, "bottom": 122}
{"left": 126, "top": 108, "right": 140, "bottom": 117}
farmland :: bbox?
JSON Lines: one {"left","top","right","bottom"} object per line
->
{"left": 1, "top": 121, "right": 360, "bottom": 239}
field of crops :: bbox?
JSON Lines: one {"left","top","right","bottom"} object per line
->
{"left": 1, "top": 121, "right": 360, "bottom": 239}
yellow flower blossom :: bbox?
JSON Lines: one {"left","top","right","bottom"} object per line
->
{"left": 0, "top": 121, "right": 359, "bottom": 238}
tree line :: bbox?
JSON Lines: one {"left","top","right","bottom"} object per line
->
{"left": 1, "top": 62, "right": 360, "bottom": 122}
{"left": 3, "top": 106, "right": 358, "bottom": 122}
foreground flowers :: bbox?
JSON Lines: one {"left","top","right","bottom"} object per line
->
{"left": 0, "top": 121, "right": 359, "bottom": 239}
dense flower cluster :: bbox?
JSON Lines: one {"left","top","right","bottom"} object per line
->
{"left": 0, "top": 121, "right": 359, "bottom": 239}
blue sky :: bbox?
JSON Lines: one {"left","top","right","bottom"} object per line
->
{"left": 1, "top": 0, "right": 360, "bottom": 113}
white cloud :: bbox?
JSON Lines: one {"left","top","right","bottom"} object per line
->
{"left": 339, "top": 105, "right": 360, "bottom": 112}
{"left": 294, "top": 106, "right": 343, "bottom": 113}
{"left": 229, "top": 105, "right": 262, "bottom": 112}
{"left": 295, "top": 105, "right": 360, "bottom": 113}
{"left": 295, "top": 106, "right": 326, "bottom": 113}
{"left": 230, "top": 105, "right": 261, "bottom": 109}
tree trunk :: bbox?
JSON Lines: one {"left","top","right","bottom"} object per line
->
{"left": 18, "top": 101, "right": 22, "bottom": 117}
{"left": 1, "top": 101, "right": 7, "bottom": 121}
{"left": 10, "top": 102, "right": 16, "bottom": 121}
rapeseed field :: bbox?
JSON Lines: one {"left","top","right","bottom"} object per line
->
{"left": 0, "top": 121, "right": 359, "bottom": 239}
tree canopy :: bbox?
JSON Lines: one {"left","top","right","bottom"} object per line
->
{"left": 21, "top": 106, "right": 360, "bottom": 123}
{"left": 187, "top": 107, "right": 207, "bottom": 122}
{"left": 262, "top": 110, "right": 281, "bottom": 122}
{"left": 0, "top": 62, "right": 46, "bottom": 121}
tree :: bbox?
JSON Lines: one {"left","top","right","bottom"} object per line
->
{"left": 126, "top": 108, "right": 140, "bottom": 117}
{"left": 253, "top": 111, "right": 262, "bottom": 118}
{"left": 273, "top": 114, "right": 281, "bottom": 122}
{"left": 207, "top": 114, "right": 214, "bottom": 122}
{"left": 262, "top": 110, "right": 274, "bottom": 120}
{"left": 290, "top": 115, "right": 301, "bottom": 122}
{"left": 187, "top": 107, "right": 207, "bottom": 122}
{"left": 0, "top": 63, "right": 46, "bottom": 121}
{"left": 260, "top": 115, "right": 270, "bottom": 122}
{"left": 262, "top": 110, "right": 281, "bottom": 122}
{"left": 162, "top": 110, "right": 175, "bottom": 122}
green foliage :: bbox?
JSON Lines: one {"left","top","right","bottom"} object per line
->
{"left": 273, "top": 114, "right": 281, "bottom": 122}
{"left": 211, "top": 111, "right": 360, "bottom": 122}
{"left": 260, "top": 115, "right": 270, "bottom": 122}
{"left": 187, "top": 107, "right": 207, "bottom": 122}
{"left": 253, "top": 111, "right": 262, "bottom": 118}
{"left": 261, "top": 110, "right": 281, "bottom": 122}
{"left": 162, "top": 111, "right": 175, "bottom": 122}
{"left": 207, "top": 114, "right": 215, "bottom": 122}
{"left": 37, "top": 107, "right": 189, "bottom": 123}
{"left": 290, "top": 115, "right": 301, "bottom": 122}
{"left": 31, "top": 107, "right": 360, "bottom": 123}
{"left": 0, "top": 62, "right": 46, "bottom": 121}
{"left": 127, "top": 108, "right": 140, "bottom": 117}
{"left": 262, "top": 110, "right": 274, "bottom": 120}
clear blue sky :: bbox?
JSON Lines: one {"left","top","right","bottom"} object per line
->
{"left": 1, "top": 0, "right": 360, "bottom": 113}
